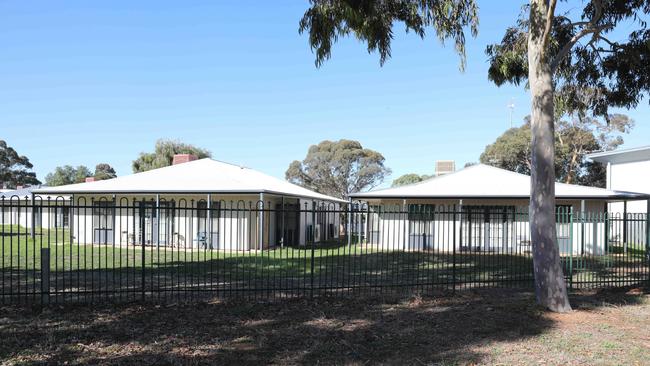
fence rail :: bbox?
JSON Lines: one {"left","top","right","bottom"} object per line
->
{"left": 1, "top": 196, "right": 649, "bottom": 304}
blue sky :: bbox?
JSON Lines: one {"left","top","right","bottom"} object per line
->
{"left": 1, "top": 1, "right": 648, "bottom": 188}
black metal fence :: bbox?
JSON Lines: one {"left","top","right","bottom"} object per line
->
{"left": 1, "top": 196, "right": 649, "bottom": 305}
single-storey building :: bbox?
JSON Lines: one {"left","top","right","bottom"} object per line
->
{"left": 587, "top": 145, "right": 650, "bottom": 214}
{"left": 34, "top": 155, "right": 344, "bottom": 250}
{"left": 1, "top": 186, "right": 69, "bottom": 230}
{"left": 350, "top": 164, "right": 648, "bottom": 255}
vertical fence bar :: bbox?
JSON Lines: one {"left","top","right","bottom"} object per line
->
{"left": 141, "top": 199, "right": 146, "bottom": 302}
{"left": 646, "top": 200, "right": 650, "bottom": 284}
{"left": 40, "top": 247, "right": 50, "bottom": 305}
{"left": 310, "top": 202, "right": 316, "bottom": 298}
{"left": 568, "top": 206, "right": 574, "bottom": 290}
{"left": 452, "top": 204, "right": 457, "bottom": 293}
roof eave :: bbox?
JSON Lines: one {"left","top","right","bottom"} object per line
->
{"left": 349, "top": 194, "right": 649, "bottom": 200}
{"left": 33, "top": 189, "right": 346, "bottom": 203}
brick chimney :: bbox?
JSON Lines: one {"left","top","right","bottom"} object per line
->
{"left": 172, "top": 154, "right": 198, "bottom": 165}
{"left": 85, "top": 177, "right": 96, "bottom": 183}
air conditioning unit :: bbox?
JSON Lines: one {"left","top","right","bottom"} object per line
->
{"left": 435, "top": 160, "right": 456, "bottom": 176}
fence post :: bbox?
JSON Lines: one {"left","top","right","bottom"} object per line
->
{"left": 452, "top": 204, "right": 457, "bottom": 293}
{"left": 623, "top": 201, "right": 627, "bottom": 254}
{"left": 40, "top": 248, "right": 50, "bottom": 305}
{"left": 141, "top": 199, "right": 146, "bottom": 302}
{"left": 310, "top": 201, "right": 316, "bottom": 298}
{"left": 646, "top": 199, "right": 650, "bottom": 284}
{"left": 568, "top": 207, "right": 574, "bottom": 290}
{"left": 580, "top": 200, "right": 585, "bottom": 256}
{"left": 30, "top": 193, "right": 36, "bottom": 239}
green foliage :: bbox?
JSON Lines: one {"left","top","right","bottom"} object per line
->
{"left": 94, "top": 163, "right": 117, "bottom": 181}
{"left": 286, "top": 139, "right": 391, "bottom": 198}
{"left": 132, "top": 139, "right": 211, "bottom": 173}
{"left": 299, "top": 0, "right": 479, "bottom": 68}
{"left": 0, "top": 140, "right": 40, "bottom": 189}
{"left": 486, "top": 2, "right": 650, "bottom": 118}
{"left": 45, "top": 165, "right": 92, "bottom": 186}
{"left": 391, "top": 173, "right": 432, "bottom": 187}
{"left": 479, "top": 114, "right": 633, "bottom": 187}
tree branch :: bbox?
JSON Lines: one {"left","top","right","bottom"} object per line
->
{"left": 542, "top": 0, "right": 558, "bottom": 49}
{"left": 551, "top": 23, "right": 612, "bottom": 71}
{"left": 550, "top": 0, "right": 610, "bottom": 71}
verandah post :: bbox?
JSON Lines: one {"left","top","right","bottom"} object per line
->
{"left": 207, "top": 193, "right": 212, "bottom": 249}
{"left": 281, "top": 196, "right": 285, "bottom": 248}
{"left": 347, "top": 198, "right": 352, "bottom": 248}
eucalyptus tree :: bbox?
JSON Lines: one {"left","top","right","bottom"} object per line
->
{"left": 299, "top": 0, "right": 649, "bottom": 312}
{"left": 0, "top": 140, "right": 40, "bottom": 189}
{"left": 45, "top": 165, "right": 92, "bottom": 186}
{"left": 487, "top": 1, "right": 649, "bottom": 311}
{"left": 94, "top": 163, "right": 117, "bottom": 181}
{"left": 392, "top": 173, "right": 432, "bottom": 187}
{"left": 132, "top": 139, "right": 211, "bottom": 173}
{"left": 286, "top": 139, "right": 391, "bottom": 199}
{"left": 480, "top": 114, "right": 633, "bottom": 187}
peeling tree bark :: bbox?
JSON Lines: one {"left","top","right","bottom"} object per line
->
{"left": 528, "top": 0, "right": 572, "bottom": 313}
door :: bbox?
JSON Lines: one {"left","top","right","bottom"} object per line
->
{"left": 139, "top": 202, "right": 156, "bottom": 246}
{"left": 93, "top": 201, "right": 114, "bottom": 245}
{"left": 139, "top": 201, "right": 175, "bottom": 246}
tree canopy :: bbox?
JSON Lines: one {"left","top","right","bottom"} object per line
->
{"left": 391, "top": 173, "right": 432, "bottom": 187}
{"left": 132, "top": 139, "right": 211, "bottom": 173}
{"left": 299, "top": 0, "right": 649, "bottom": 312}
{"left": 486, "top": 2, "right": 650, "bottom": 119}
{"left": 286, "top": 139, "right": 391, "bottom": 199}
{"left": 299, "top": 0, "right": 479, "bottom": 68}
{"left": 480, "top": 114, "right": 633, "bottom": 187}
{"left": 0, "top": 140, "right": 40, "bottom": 189}
{"left": 45, "top": 165, "right": 92, "bottom": 187}
{"left": 94, "top": 163, "right": 117, "bottom": 181}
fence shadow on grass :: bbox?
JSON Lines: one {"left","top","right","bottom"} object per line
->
{"left": 3, "top": 250, "right": 540, "bottom": 303}
{"left": 1, "top": 287, "right": 647, "bottom": 365}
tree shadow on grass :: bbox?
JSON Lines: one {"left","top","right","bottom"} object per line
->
{"left": 0, "top": 287, "right": 647, "bottom": 365}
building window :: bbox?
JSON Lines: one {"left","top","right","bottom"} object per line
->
{"left": 55, "top": 207, "right": 70, "bottom": 228}
{"left": 408, "top": 204, "right": 435, "bottom": 221}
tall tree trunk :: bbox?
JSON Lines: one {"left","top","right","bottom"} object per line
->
{"left": 528, "top": 0, "right": 572, "bottom": 312}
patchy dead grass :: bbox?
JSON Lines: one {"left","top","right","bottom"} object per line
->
{"left": 0, "top": 287, "right": 649, "bottom": 365}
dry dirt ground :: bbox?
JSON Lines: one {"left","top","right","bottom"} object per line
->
{"left": 1, "top": 287, "right": 649, "bottom": 365}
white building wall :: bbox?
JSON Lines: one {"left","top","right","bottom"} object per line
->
{"left": 607, "top": 160, "right": 650, "bottom": 213}
{"left": 46, "top": 194, "right": 340, "bottom": 251}
{"left": 364, "top": 199, "right": 608, "bottom": 255}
